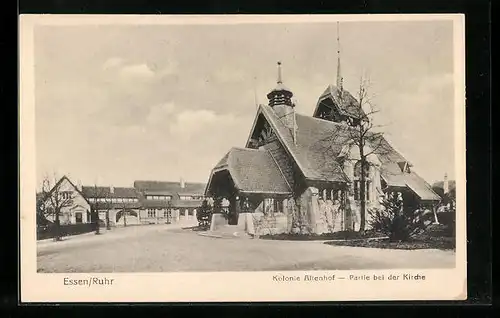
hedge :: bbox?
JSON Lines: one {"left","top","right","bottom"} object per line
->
{"left": 37, "top": 223, "right": 97, "bottom": 240}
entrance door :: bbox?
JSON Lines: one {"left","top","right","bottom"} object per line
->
{"left": 75, "top": 212, "right": 83, "bottom": 223}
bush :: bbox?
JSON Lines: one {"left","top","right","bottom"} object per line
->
{"left": 368, "top": 193, "right": 433, "bottom": 242}
{"left": 436, "top": 211, "right": 455, "bottom": 237}
{"left": 196, "top": 200, "right": 213, "bottom": 230}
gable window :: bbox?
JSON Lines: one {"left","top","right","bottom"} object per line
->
{"left": 61, "top": 191, "right": 72, "bottom": 200}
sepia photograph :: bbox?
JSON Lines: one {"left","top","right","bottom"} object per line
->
{"left": 20, "top": 14, "right": 466, "bottom": 302}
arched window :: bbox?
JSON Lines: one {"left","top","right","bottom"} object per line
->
{"left": 353, "top": 160, "right": 371, "bottom": 202}
{"left": 354, "top": 160, "right": 370, "bottom": 178}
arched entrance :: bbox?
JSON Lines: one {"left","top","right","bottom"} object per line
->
{"left": 116, "top": 209, "right": 139, "bottom": 226}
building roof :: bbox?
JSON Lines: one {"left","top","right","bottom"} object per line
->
{"left": 405, "top": 172, "right": 442, "bottom": 201}
{"left": 91, "top": 201, "right": 143, "bottom": 210}
{"left": 259, "top": 104, "right": 349, "bottom": 182}
{"left": 133, "top": 180, "right": 206, "bottom": 195}
{"left": 250, "top": 103, "right": 439, "bottom": 201}
{"left": 81, "top": 186, "right": 140, "bottom": 198}
{"left": 212, "top": 147, "right": 292, "bottom": 195}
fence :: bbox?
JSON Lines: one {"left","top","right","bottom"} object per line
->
{"left": 37, "top": 223, "right": 97, "bottom": 240}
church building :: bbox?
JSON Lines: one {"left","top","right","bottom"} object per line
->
{"left": 205, "top": 59, "right": 440, "bottom": 236}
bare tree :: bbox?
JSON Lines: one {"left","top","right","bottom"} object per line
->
{"left": 321, "top": 77, "right": 391, "bottom": 233}
{"left": 166, "top": 200, "right": 173, "bottom": 225}
{"left": 121, "top": 200, "right": 128, "bottom": 227}
{"left": 90, "top": 185, "right": 112, "bottom": 234}
{"left": 40, "top": 174, "right": 76, "bottom": 241}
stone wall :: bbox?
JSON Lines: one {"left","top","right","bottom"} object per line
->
{"left": 249, "top": 212, "right": 288, "bottom": 236}
{"left": 210, "top": 213, "right": 229, "bottom": 232}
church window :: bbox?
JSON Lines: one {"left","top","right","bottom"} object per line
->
{"left": 273, "top": 199, "right": 283, "bottom": 214}
{"left": 354, "top": 181, "right": 359, "bottom": 200}
{"left": 366, "top": 181, "right": 371, "bottom": 201}
{"left": 354, "top": 160, "right": 371, "bottom": 202}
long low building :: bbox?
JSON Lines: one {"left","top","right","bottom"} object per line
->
{"left": 80, "top": 179, "right": 206, "bottom": 227}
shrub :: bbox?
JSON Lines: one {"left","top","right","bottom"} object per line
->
{"left": 197, "top": 199, "right": 213, "bottom": 230}
{"left": 368, "top": 193, "right": 433, "bottom": 242}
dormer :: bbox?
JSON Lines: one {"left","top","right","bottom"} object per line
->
{"left": 397, "top": 161, "right": 412, "bottom": 173}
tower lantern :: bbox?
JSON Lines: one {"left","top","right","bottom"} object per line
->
{"left": 266, "top": 61, "right": 296, "bottom": 140}
{"left": 267, "top": 61, "right": 294, "bottom": 107}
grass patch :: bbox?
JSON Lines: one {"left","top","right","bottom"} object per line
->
{"left": 260, "top": 230, "right": 385, "bottom": 241}
{"left": 324, "top": 225, "right": 455, "bottom": 251}
{"left": 324, "top": 236, "right": 455, "bottom": 250}
{"left": 183, "top": 225, "right": 209, "bottom": 232}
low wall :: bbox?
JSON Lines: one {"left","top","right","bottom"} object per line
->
{"left": 210, "top": 213, "right": 229, "bottom": 232}
{"left": 249, "top": 212, "right": 288, "bottom": 236}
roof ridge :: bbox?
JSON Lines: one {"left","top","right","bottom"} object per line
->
{"left": 134, "top": 180, "right": 206, "bottom": 184}
{"left": 296, "top": 112, "right": 352, "bottom": 127}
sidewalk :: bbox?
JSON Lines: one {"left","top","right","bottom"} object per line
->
{"left": 37, "top": 221, "right": 197, "bottom": 251}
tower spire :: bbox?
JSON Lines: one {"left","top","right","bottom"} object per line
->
{"left": 253, "top": 76, "right": 259, "bottom": 110}
{"left": 277, "top": 61, "right": 283, "bottom": 84}
{"left": 336, "top": 22, "right": 343, "bottom": 92}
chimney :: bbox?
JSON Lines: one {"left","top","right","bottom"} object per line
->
{"left": 443, "top": 173, "right": 449, "bottom": 194}
{"left": 110, "top": 185, "right": 115, "bottom": 194}
{"left": 76, "top": 179, "right": 82, "bottom": 191}
{"left": 180, "top": 178, "right": 185, "bottom": 189}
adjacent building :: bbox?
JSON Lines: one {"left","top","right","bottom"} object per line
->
{"left": 38, "top": 176, "right": 206, "bottom": 227}
{"left": 81, "top": 179, "right": 206, "bottom": 227}
{"left": 134, "top": 179, "right": 206, "bottom": 224}
{"left": 37, "top": 175, "right": 92, "bottom": 225}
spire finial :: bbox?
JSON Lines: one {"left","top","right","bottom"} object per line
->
{"left": 277, "top": 61, "right": 283, "bottom": 84}
{"left": 253, "top": 76, "right": 259, "bottom": 109}
{"left": 336, "top": 22, "right": 343, "bottom": 91}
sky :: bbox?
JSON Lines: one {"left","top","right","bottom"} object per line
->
{"left": 34, "top": 19, "right": 457, "bottom": 188}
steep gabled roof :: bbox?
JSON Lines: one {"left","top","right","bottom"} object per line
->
{"left": 313, "top": 84, "right": 366, "bottom": 119}
{"left": 209, "top": 147, "right": 292, "bottom": 195}
{"left": 257, "top": 104, "right": 348, "bottom": 182}
{"left": 81, "top": 186, "right": 140, "bottom": 198}
{"left": 404, "top": 172, "right": 442, "bottom": 201}
{"left": 40, "top": 175, "right": 91, "bottom": 206}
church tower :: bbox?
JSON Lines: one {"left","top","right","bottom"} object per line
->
{"left": 267, "top": 61, "right": 296, "bottom": 131}
{"left": 312, "top": 22, "right": 364, "bottom": 126}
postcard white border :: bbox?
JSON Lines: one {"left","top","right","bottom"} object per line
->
{"left": 20, "top": 14, "right": 467, "bottom": 302}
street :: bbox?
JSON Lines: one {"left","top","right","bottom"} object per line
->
{"left": 37, "top": 225, "right": 456, "bottom": 273}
